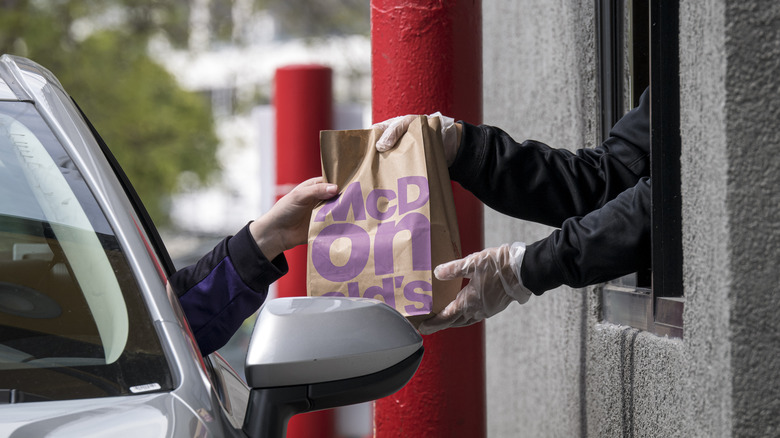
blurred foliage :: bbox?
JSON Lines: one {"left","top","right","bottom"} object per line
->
{"left": 0, "top": 0, "right": 219, "bottom": 226}
{"left": 60, "top": 32, "right": 221, "bottom": 225}
{"left": 0, "top": 0, "right": 368, "bottom": 224}
{"left": 261, "top": 0, "right": 370, "bottom": 40}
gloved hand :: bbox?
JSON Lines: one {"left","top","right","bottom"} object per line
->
{"left": 372, "top": 112, "right": 460, "bottom": 166}
{"left": 418, "top": 242, "right": 532, "bottom": 335}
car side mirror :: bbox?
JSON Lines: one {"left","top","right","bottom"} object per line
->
{"left": 242, "top": 297, "right": 423, "bottom": 438}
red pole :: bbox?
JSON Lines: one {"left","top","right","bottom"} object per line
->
{"left": 371, "top": 1, "right": 486, "bottom": 437}
{"left": 274, "top": 64, "right": 336, "bottom": 437}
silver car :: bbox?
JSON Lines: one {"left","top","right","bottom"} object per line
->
{"left": 0, "top": 55, "right": 423, "bottom": 438}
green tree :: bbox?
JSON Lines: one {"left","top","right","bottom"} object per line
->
{"left": 0, "top": 0, "right": 219, "bottom": 225}
{"left": 1, "top": 0, "right": 370, "bottom": 224}
{"left": 63, "top": 32, "right": 220, "bottom": 224}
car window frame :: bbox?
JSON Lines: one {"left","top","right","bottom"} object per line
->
{"left": 73, "top": 100, "right": 177, "bottom": 280}
{"left": 74, "top": 100, "right": 249, "bottom": 426}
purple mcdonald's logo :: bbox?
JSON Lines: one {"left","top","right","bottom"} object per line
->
{"left": 311, "top": 176, "right": 432, "bottom": 284}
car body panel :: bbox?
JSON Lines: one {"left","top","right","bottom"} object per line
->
{"left": 0, "top": 393, "right": 205, "bottom": 438}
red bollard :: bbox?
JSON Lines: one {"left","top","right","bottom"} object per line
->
{"left": 274, "top": 64, "right": 336, "bottom": 437}
{"left": 371, "top": 1, "right": 486, "bottom": 437}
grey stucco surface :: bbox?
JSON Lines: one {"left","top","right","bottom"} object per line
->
{"left": 722, "top": 1, "right": 780, "bottom": 436}
{"left": 482, "top": 0, "right": 778, "bottom": 437}
{"left": 482, "top": 1, "right": 596, "bottom": 436}
{"left": 678, "top": 1, "right": 733, "bottom": 436}
{"left": 588, "top": 325, "right": 686, "bottom": 437}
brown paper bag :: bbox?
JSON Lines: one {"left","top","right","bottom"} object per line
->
{"left": 306, "top": 115, "right": 462, "bottom": 327}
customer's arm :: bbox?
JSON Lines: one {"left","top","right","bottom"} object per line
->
{"left": 170, "top": 178, "right": 338, "bottom": 355}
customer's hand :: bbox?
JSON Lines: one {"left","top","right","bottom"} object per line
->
{"left": 373, "top": 112, "right": 461, "bottom": 166}
{"left": 249, "top": 177, "right": 338, "bottom": 260}
{"left": 418, "top": 242, "right": 531, "bottom": 335}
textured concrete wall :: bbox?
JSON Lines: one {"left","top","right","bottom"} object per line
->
{"left": 715, "top": 0, "right": 780, "bottom": 435}
{"left": 482, "top": 1, "right": 596, "bottom": 436}
{"left": 482, "top": 0, "right": 779, "bottom": 436}
{"left": 678, "top": 1, "right": 733, "bottom": 436}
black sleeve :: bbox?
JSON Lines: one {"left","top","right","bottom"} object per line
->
{"left": 447, "top": 89, "right": 651, "bottom": 294}
{"left": 449, "top": 88, "right": 650, "bottom": 227}
{"left": 520, "top": 178, "right": 652, "bottom": 295}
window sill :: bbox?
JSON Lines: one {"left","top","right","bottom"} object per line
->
{"left": 601, "top": 283, "right": 683, "bottom": 339}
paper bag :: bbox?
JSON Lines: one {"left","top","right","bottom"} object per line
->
{"left": 306, "top": 115, "right": 462, "bottom": 327}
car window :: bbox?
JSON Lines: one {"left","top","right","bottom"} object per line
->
{"left": 0, "top": 101, "right": 172, "bottom": 403}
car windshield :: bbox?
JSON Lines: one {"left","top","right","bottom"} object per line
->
{"left": 0, "top": 101, "right": 172, "bottom": 402}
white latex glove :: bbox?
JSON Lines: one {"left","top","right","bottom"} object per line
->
{"left": 418, "top": 242, "right": 531, "bottom": 335}
{"left": 372, "top": 112, "right": 460, "bottom": 166}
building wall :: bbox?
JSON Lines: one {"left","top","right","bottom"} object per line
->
{"left": 699, "top": 1, "right": 780, "bottom": 435}
{"left": 481, "top": 2, "right": 598, "bottom": 435}
{"left": 481, "top": 0, "right": 779, "bottom": 436}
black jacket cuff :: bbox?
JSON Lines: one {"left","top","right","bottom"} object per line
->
{"left": 228, "top": 222, "right": 288, "bottom": 291}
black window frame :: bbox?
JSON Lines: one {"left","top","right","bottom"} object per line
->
{"left": 597, "top": 0, "right": 684, "bottom": 338}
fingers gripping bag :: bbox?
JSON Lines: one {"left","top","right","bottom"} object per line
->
{"left": 307, "top": 115, "right": 462, "bottom": 328}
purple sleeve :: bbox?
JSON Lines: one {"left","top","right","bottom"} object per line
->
{"left": 169, "top": 223, "right": 288, "bottom": 355}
